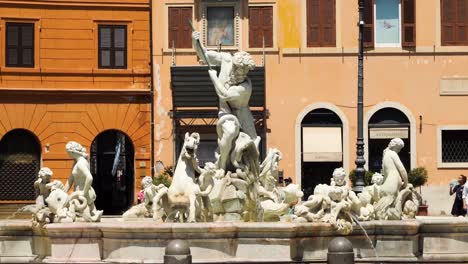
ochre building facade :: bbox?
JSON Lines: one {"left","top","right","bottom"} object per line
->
{"left": 152, "top": 0, "right": 468, "bottom": 215}
{"left": 0, "top": 0, "right": 151, "bottom": 215}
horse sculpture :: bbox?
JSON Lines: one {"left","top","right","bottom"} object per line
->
{"left": 156, "top": 132, "right": 211, "bottom": 222}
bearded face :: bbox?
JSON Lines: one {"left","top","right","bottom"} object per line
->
{"left": 227, "top": 51, "right": 255, "bottom": 86}
{"left": 227, "top": 64, "right": 250, "bottom": 85}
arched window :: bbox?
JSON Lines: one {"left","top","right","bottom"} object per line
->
{"left": 0, "top": 129, "right": 41, "bottom": 200}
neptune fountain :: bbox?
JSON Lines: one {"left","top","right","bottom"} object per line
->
{"left": 2, "top": 32, "right": 467, "bottom": 264}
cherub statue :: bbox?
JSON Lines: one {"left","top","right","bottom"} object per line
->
{"left": 34, "top": 167, "right": 53, "bottom": 207}
{"left": 293, "top": 168, "right": 353, "bottom": 234}
{"left": 123, "top": 176, "right": 168, "bottom": 220}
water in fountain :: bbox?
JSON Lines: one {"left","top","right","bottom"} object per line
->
{"left": 3, "top": 205, "right": 31, "bottom": 220}
{"left": 349, "top": 213, "right": 381, "bottom": 263}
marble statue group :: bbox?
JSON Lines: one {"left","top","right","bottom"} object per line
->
{"left": 25, "top": 31, "right": 421, "bottom": 235}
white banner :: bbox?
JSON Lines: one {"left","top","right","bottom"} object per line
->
{"left": 302, "top": 127, "right": 342, "bottom": 162}
{"left": 369, "top": 127, "right": 408, "bottom": 139}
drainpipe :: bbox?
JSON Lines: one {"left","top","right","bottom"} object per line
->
{"left": 149, "top": 0, "right": 155, "bottom": 178}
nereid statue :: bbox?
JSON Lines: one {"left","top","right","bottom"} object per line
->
{"left": 25, "top": 142, "right": 103, "bottom": 224}
{"left": 293, "top": 138, "right": 420, "bottom": 234}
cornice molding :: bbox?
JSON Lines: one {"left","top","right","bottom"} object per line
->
{"left": 0, "top": 0, "right": 149, "bottom": 9}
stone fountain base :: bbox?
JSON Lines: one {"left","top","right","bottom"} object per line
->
{"left": 1, "top": 217, "right": 468, "bottom": 263}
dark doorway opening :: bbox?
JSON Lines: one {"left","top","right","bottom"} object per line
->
{"left": 302, "top": 161, "right": 342, "bottom": 199}
{"left": 368, "top": 108, "right": 411, "bottom": 173}
{"left": 0, "top": 129, "right": 41, "bottom": 200}
{"left": 90, "top": 130, "right": 134, "bottom": 215}
{"left": 301, "top": 109, "right": 343, "bottom": 199}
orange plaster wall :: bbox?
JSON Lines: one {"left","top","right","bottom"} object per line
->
{"left": 0, "top": 0, "right": 150, "bottom": 90}
{"left": 0, "top": 102, "right": 151, "bottom": 200}
{"left": 152, "top": 0, "right": 468, "bottom": 191}
{"left": 0, "top": 1, "right": 151, "bottom": 203}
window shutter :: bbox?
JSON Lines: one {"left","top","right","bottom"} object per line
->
{"left": 363, "top": 0, "right": 374, "bottom": 48}
{"left": 98, "top": 25, "right": 127, "bottom": 69}
{"left": 6, "top": 25, "right": 19, "bottom": 66}
{"left": 21, "top": 24, "right": 34, "bottom": 66}
{"left": 402, "top": 0, "right": 416, "bottom": 47}
{"left": 6, "top": 23, "right": 34, "bottom": 67}
{"left": 307, "top": 0, "right": 321, "bottom": 47}
{"left": 249, "top": 7, "right": 261, "bottom": 47}
{"left": 114, "top": 27, "right": 126, "bottom": 67}
{"left": 321, "top": 0, "right": 336, "bottom": 47}
{"left": 181, "top": 7, "right": 193, "bottom": 49}
{"left": 456, "top": 0, "right": 468, "bottom": 44}
{"left": 262, "top": 7, "right": 274, "bottom": 48}
{"left": 168, "top": 7, "right": 180, "bottom": 48}
{"left": 249, "top": 6, "right": 273, "bottom": 48}
{"left": 441, "top": 0, "right": 456, "bottom": 45}
{"left": 168, "top": 7, "right": 192, "bottom": 49}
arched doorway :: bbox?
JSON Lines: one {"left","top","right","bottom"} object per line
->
{"left": 0, "top": 129, "right": 41, "bottom": 200}
{"left": 300, "top": 109, "right": 344, "bottom": 199}
{"left": 368, "top": 108, "right": 411, "bottom": 173}
{"left": 90, "top": 130, "right": 134, "bottom": 215}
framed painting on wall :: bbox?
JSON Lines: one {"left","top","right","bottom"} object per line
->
{"left": 207, "top": 7, "right": 234, "bottom": 46}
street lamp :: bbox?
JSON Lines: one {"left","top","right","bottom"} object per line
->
{"left": 353, "top": 0, "right": 366, "bottom": 193}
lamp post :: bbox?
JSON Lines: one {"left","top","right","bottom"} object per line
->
{"left": 353, "top": 0, "right": 366, "bottom": 193}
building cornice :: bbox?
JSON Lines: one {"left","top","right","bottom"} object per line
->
{"left": 0, "top": 0, "right": 149, "bottom": 9}
{"left": 0, "top": 88, "right": 150, "bottom": 95}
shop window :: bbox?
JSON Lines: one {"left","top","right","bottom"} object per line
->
{"left": 441, "top": 129, "right": 468, "bottom": 165}
{"left": 5, "top": 22, "right": 34, "bottom": 67}
{"left": 306, "top": 0, "right": 336, "bottom": 47}
{"left": 98, "top": 25, "right": 127, "bottom": 69}
{"left": 168, "top": 7, "right": 193, "bottom": 49}
{"left": 441, "top": 0, "right": 468, "bottom": 46}
{"left": 249, "top": 6, "right": 273, "bottom": 48}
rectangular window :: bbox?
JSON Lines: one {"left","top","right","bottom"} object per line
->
{"left": 5, "top": 22, "right": 34, "bottom": 67}
{"left": 363, "top": 0, "right": 415, "bottom": 48}
{"left": 168, "top": 7, "right": 193, "bottom": 49}
{"left": 375, "top": 0, "right": 401, "bottom": 47}
{"left": 98, "top": 25, "right": 127, "bottom": 69}
{"left": 207, "top": 7, "right": 235, "bottom": 46}
{"left": 442, "top": 130, "right": 468, "bottom": 163}
{"left": 306, "top": 0, "right": 336, "bottom": 47}
{"left": 441, "top": 0, "right": 468, "bottom": 46}
{"left": 249, "top": 6, "right": 273, "bottom": 48}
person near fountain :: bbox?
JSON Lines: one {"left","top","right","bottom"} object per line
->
{"left": 450, "top": 174, "right": 467, "bottom": 217}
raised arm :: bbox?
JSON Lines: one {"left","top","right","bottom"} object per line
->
{"left": 192, "top": 31, "right": 223, "bottom": 66}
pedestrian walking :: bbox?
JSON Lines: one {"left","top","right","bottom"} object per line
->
{"left": 450, "top": 174, "right": 467, "bottom": 216}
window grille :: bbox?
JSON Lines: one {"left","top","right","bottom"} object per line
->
{"left": 0, "top": 130, "right": 40, "bottom": 200}
{"left": 442, "top": 130, "right": 468, "bottom": 163}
